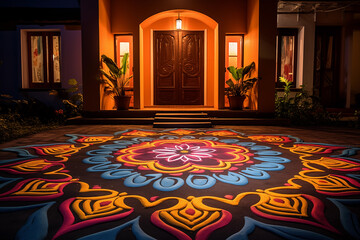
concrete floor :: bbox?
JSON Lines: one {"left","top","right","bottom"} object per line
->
{"left": 0, "top": 125, "right": 359, "bottom": 151}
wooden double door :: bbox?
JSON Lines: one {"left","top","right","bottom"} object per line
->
{"left": 154, "top": 31, "right": 204, "bottom": 105}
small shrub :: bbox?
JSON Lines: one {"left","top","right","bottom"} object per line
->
{"left": 0, "top": 95, "right": 61, "bottom": 143}
{"left": 0, "top": 112, "right": 59, "bottom": 143}
{"left": 50, "top": 78, "right": 83, "bottom": 118}
{"left": 275, "top": 77, "right": 331, "bottom": 125}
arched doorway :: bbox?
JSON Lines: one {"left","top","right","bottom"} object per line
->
{"left": 139, "top": 10, "right": 218, "bottom": 109}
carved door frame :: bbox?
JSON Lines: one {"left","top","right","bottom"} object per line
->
{"left": 153, "top": 30, "right": 204, "bottom": 105}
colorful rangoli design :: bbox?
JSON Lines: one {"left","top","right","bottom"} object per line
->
{"left": 0, "top": 128, "right": 359, "bottom": 240}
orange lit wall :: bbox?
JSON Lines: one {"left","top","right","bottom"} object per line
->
{"left": 244, "top": 0, "right": 277, "bottom": 112}
{"left": 141, "top": 14, "right": 216, "bottom": 107}
{"left": 244, "top": 0, "right": 259, "bottom": 109}
{"left": 110, "top": 0, "right": 247, "bottom": 109}
{"left": 99, "top": 0, "right": 115, "bottom": 110}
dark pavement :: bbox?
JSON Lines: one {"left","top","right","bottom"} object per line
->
{"left": 0, "top": 125, "right": 359, "bottom": 152}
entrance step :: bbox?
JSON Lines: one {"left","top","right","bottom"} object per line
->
{"left": 67, "top": 110, "right": 287, "bottom": 126}
{"left": 153, "top": 122, "right": 213, "bottom": 128}
{"left": 153, "top": 112, "right": 212, "bottom": 128}
{"left": 155, "top": 112, "right": 209, "bottom": 118}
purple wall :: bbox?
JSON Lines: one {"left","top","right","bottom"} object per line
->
{"left": 0, "top": 25, "right": 82, "bottom": 108}
{"left": 0, "top": 31, "right": 21, "bottom": 98}
{"left": 61, "top": 28, "right": 82, "bottom": 91}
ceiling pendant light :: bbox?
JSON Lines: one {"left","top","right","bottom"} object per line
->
{"left": 176, "top": 13, "right": 182, "bottom": 30}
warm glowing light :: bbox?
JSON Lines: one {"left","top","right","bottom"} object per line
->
{"left": 119, "top": 42, "right": 129, "bottom": 55}
{"left": 176, "top": 13, "right": 182, "bottom": 30}
{"left": 229, "top": 42, "right": 238, "bottom": 56}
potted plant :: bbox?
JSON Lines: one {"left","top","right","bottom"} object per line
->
{"left": 225, "top": 61, "right": 258, "bottom": 110}
{"left": 100, "top": 53, "right": 132, "bottom": 110}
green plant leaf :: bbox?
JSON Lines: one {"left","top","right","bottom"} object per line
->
{"left": 242, "top": 61, "right": 255, "bottom": 77}
{"left": 120, "top": 53, "right": 129, "bottom": 75}
{"left": 100, "top": 70, "right": 119, "bottom": 94}
{"left": 226, "top": 79, "right": 235, "bottom": 88}
{"left": 236, "top": 68, "right": 244, "bottom": 80}
{"left": 226, "top": 62, "right": 258, "bottom": 96}
{"left": 101, "top": 54, "right": 120, "bottom": 77}
{"left": 99, "top": 54, "right": 133, "bottom": 96}
{"left": 227, "top": 66, "right": 240, "bottom": 81}
{"left": 279, "top": 76, "right": 287, "bottom": 83}
{"left": 100, "top": 69, "right": 116, "bottom": 83}
{"left": 66, "top": 87, "right": 78, "bottom": 93}
{"left": 68, "top": 78, "right": 77, "bottom": 86}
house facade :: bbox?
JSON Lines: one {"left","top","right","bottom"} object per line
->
{"left": 1, "top": 0, "right": 359, "bottom": 116}
{"left": 81, "top": 0, "right": 277, "bottom": 113}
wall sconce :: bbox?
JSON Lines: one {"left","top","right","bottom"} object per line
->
{"left": 176, "top": 13, "right": 182, "bottom": 30}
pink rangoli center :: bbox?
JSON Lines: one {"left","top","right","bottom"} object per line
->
{"left": 153, "top": 143, "right": 216, "bottom": 163}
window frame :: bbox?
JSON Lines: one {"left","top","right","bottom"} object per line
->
{"left": 114, "top": 34, "right": 134, "bottom": 107}
{"left": 276, "top": 28, "right": 298, "bottom": 89}
{"left": 224, "top": 34, "right": 244, "bottom": 108}
{"left": 27, "top": 31, "right": 61, "bottom": 89}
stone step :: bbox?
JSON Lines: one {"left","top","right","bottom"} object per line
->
{"left": 67, "top": 115, "right": 288, "bottom": 126}
{"left": 153, "top": 112, "right": 212, "bottom": 128}
{"left": 155, "top": 112, "right": 209, "bottom": 118}
{"left": 154, "top": 116, "right": 211, "bottom": 122}
{"left": 153, "top": 121, "right": 213, "bottom": 128}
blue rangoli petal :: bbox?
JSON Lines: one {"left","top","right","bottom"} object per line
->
{"left": 15, "top": 202, "right": 55, "bottom": 240}
{"left": 213, "top": 172, "right": 248, "bottom": 185}
{"left": 0, "top": 176, "right": 22, "bottom": 189}
{"left": 87, "top": 163, "right": 122, "bottom": 172}
{"left": 255, "top": 150, "right": 282, "bottom": 156}
{"left": 251, "top": 162, "right": 285, "bottom": 171}
{"left": 254, "top": 156, "right": 291, "bottom": 163}
{"left": 240, "top": 168, "right": 270, "bottom": 179}
{"left": 329, "top": 198, "right": 360, "bottom": 239}
{"left": 124, "top": 173, "right": 162, "bottom": 187}
{"left": 153, "top": 177, "right": 184, "bottom": 191}
{"left": 186, "top": 174, "right": 216, "bottom": 189}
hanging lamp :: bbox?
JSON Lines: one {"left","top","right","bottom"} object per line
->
{"left": 176, "top": 13, "right": 182, "bottom": 30}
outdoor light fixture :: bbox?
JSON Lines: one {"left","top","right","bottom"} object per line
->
{"left": 176, "top": 13, "right": 182, "bottom": 30}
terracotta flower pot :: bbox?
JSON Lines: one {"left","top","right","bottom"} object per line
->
{"left": 114, "top": 95, "right": 131, "bottom": 110}
{"left": 228, "top": 95, "right": 246, "bottom": 110}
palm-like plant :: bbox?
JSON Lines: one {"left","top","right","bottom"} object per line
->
{"left": 225, "top": 61, "right": 258, "bottom": 97}
{"left": 100, "top": 53, "right": 132, "bottom": 96}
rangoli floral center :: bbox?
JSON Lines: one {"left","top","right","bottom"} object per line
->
{"left": 153, "top": 143, "right": 216, "bottom": 163}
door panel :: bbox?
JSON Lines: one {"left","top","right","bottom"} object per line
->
{"left": 313, "top": 26, "right": 343, "bottom": 107}
{"left": 180, "top": 32, "right": 204, "bottom": 105}
{"left": 154, "top": 30, "right": 204, "bottom": 105}
{"left": 154, "top": 31, "right": 178, "bottom": 105}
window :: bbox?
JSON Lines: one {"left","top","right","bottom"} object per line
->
{"left": 225, "top": 35, "right": 244, "bottom": 107}
{"left": 27, "top": 32, "right": 61, "bottom": 88}
{"left": 276, "top": 28, "right": 297, "bottom": 88}
{"left": 115, "top": 34, "right": 133, "bottom": 107}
